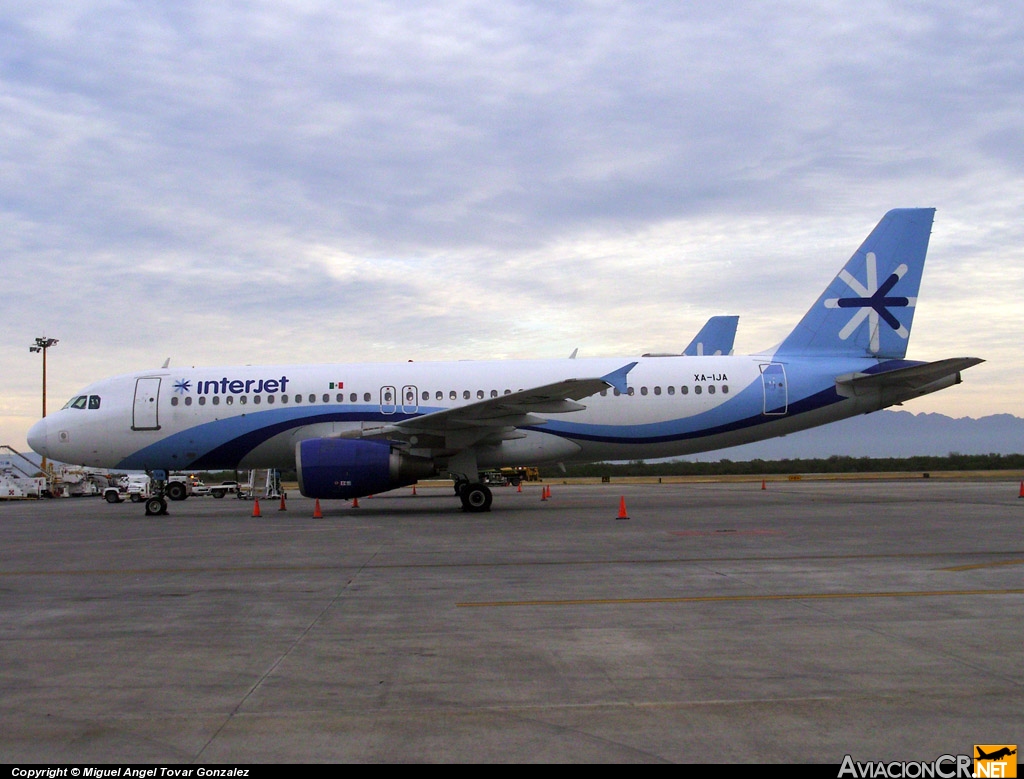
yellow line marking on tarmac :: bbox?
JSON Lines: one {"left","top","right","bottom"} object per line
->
{"left": 4, "top": 552, "right": 1023, "bottom": 578}
{"left": 457, "top": 588, "right": 1024, "bottom": 608}
{"left": 939, "top": 559, "right": 1024, "bottom": 572}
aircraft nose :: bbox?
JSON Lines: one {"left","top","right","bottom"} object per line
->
{"left": 26, "top": 417, "right": 50, "bottom": 458}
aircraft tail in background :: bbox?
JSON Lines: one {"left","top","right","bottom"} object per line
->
{"left": 683, "top": 315, "right": 739, "bottom": 356}
{"left": 775, "top": 208, "right": 935, "bottom": 359}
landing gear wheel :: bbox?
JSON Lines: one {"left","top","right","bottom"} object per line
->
{"left": 460, "top": 483, "right": 493, "bottom": 513}
{"left": 166, "top": 482, "right": 187, "bottom": 501}
{"left": 145, "top": 497, "right": 168, "bottom": 516}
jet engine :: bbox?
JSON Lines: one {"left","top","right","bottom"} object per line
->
{"left": 296, "top": 438, "right": 436, "bottom": 499}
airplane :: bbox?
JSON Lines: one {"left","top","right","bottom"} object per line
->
{"left": 27, "top": 208, "right": 982, "bottom": 515}
{"left": 976, "top": 748, "right": 1016, "bottom": 761}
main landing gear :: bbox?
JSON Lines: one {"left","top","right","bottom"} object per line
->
{"left": 144, "top": 470, "right": 169, "bottom": 516}
{"left": 454, "top": 479, "right": 493, "bottom": 513}
{"left": 145, "top": 496, "right": 168, "bottom": 516}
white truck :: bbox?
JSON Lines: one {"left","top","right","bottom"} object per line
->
{"left": 104, "top": 473, "right": 192, "bottom": 503}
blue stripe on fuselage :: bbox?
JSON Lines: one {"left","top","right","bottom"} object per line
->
{"left": 116, "top": 358, "right": 904, "bottom": 469}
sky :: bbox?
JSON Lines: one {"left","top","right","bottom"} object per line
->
{"left": 3, "top": 1, "right": 1023, "bottom": 451}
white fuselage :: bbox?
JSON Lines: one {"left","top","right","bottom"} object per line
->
{"left": 28, "top": 353, "right": 890, "bottom": 473}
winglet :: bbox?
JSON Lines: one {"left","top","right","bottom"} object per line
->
{"left": 601, "top": 362, "right": 637, "bottom": 394}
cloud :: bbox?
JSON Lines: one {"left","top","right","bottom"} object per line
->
{"left": 2, "top": 1, "right": 1023, "bottom": 449}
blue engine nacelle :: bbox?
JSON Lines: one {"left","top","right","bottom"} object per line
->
{"left": 296, "top": 438, "right": 436, "bottom": 499}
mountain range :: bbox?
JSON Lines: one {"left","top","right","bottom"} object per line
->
{"left": 684, "top": 410, "right": 1024, "bottom": 461}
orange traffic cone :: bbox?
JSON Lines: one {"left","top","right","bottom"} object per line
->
{"left": 761, "top": 479, "right": 767, "bottom": 491}
{"left": 517, "top": 482, "right": 522, "bottom": 493}
{"left": 540, "top": 485, "right": 548, "bottom": 502}
{"left": 278, "top": 494, "right": 287, "bottom": 511}
{"left": 616, "top": 496, "right": 629, "bottom": 520}
{"left": 545, "top": 485, "right": 552, "bottom": 499}
{"left": 1018, "top": 481, "right": 1024, "bottom": 498}
{"left": 352, "top": 496, "right": 360, "bottom": 508}
{"left": 252, "top": 498, "right": 261, "bottom": 517}
{"left": 412, "top": 485, "right": 417, "bottom": 496}
{"left": 313, "top": 499, "right": 323, "bottom": 518}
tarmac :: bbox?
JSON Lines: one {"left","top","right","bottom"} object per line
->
{"left": 1, "top": 478, "right": 1022, "bottom": 763}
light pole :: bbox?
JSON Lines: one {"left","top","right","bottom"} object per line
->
{"left": 29, "top": 336, "right": 58, "bottom": 474}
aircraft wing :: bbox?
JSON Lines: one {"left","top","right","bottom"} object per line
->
{"left": 835, "top": 357, "right": 983, "bottom": 398}
{"left": 337, "top": 362, "right": 637, "bottom": 448}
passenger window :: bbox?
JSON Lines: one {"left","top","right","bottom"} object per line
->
{"left": 323, "top": 393, "right": 329, "bottom": 403}
{"left": 654, "top": 387, "right": 661, "bottom": 396}
{"left": 600, "top": 389, "right": 607, "bottom": 396}
{"left": 667, "top": 386, "right": 675, "bottom": 395}
{"left": 212, "top": 396, "right": 220, "bottom": 405}
{"left": 613, "top": 389, "right": 621, "bottom": 396}
{"left": 88, "top": 395, "right": 101, "bottom": 409}
{"left": 279, "top": 394, "right": 287, "bottom": 404}
{"left": 627, "top": 387, "right": 635, "bottom": 396}
{"left": 239, "top": 396, "right": 248, "bottom": 404}
{"left": 463, "top": 390, "right": 470, "bottom": 400}
{"left": 226, "top": 396, "right": 234, "bottom": 405}
{"left": 336, "top": 393, "right": 343, "bottom": 402}
{"left": 171, "top": 396, "right": 179, "bottom": 406}
{"left": 436, "top": 391, "right": 443, "bottom": 401}
{"left": 267, "top": 395, "right": 275, "bottom": 404}
{"left": 309, "top": 394, "right": 316, "bottom": 403}
{"left": 640, "top": 387, "right": 648, "bottom": 396}
{"left": 185, "top": 397, "right": 193, "bottom": 406}
{"left": 477, "top": 390, "right": 484, "bottom": 399}
{"left": 295, "top": 394, "right": 302, "bottom": 403}
{"left": 708, "top": 385, "right": 715, "bottom": 395}
{"left": 422, "top": 391, "right": 429, "bottom": 401}
{"left": 449, "top": 390, "right": 457, "bottom": 400}
{"left": 722, "top": 385, "right": 729, "bottom": 394}
{"left": 490, "top": 390, "right": 498, "bottom": 398}
{"left": 350, "top": 393, "right": 357, "bottom": 402}
{"left": 504, "top": 389, "right": 512, "bottom": 395}
{"left": 253, "top": 396, "right": 261, "bottom": 404}
{"left": 198, "top": 397, "right": 206, "bottom": 406}
{"left": 694, "top": 385, "right": 702, "bottom": 395}
{"left": 363, "top": 393, "right": 371, "bottom": 402}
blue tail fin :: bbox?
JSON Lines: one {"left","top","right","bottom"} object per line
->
{"left": 683, "top": 315, "right": 739, "bottom": 356}
{"left": 775, "top": 208, "right": 935, "bottom": 359}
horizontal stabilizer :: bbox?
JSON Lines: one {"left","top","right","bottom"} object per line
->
{"left": 836, "top": 357, "right": 983, "bottom": 398}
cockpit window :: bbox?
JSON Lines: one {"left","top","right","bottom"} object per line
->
{"left": 62, "top": 395, "right": 101, "bottom": 410}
